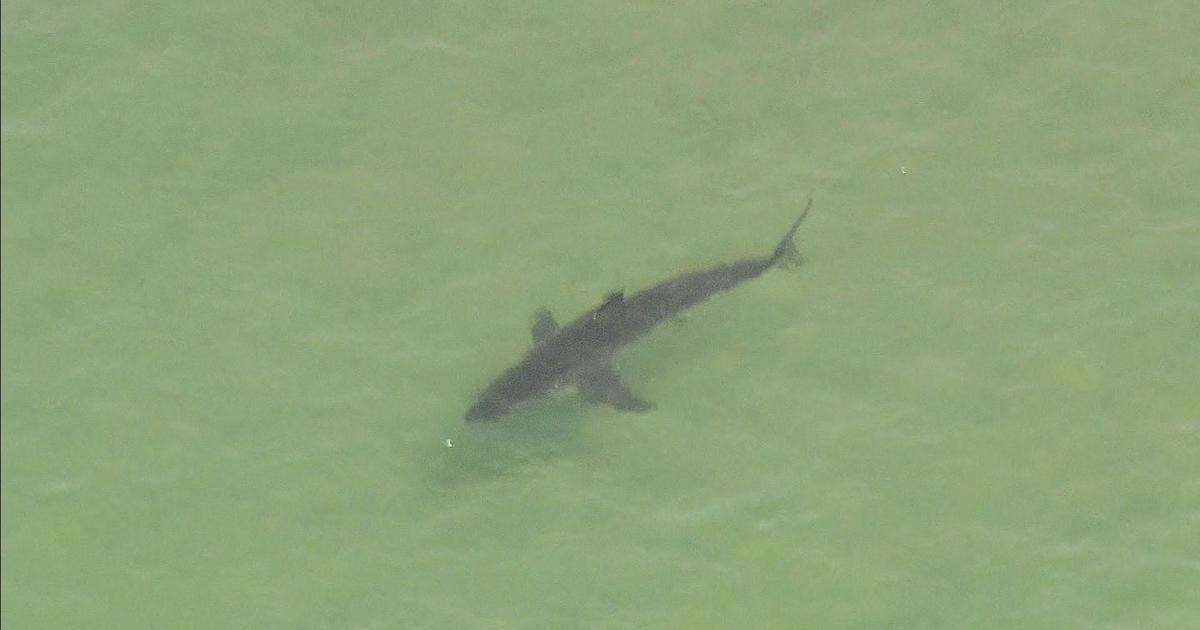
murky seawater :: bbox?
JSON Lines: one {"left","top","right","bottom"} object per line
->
{"left": 4, "top": 3, "right": 1197, "bottom": 628}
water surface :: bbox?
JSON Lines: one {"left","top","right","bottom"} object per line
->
{"left": 3, "top": 3, "right": 1197, "bottom": 628}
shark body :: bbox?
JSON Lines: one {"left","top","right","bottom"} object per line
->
{"left": 465, "top": 199, "right": 812, "bottom": 422}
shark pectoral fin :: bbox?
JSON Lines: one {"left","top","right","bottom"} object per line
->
{"left": 531, "top": 309, "right": 559, "bottom": 344}
{"left": 576, "top": 363, "right": 654, "bottom": 413}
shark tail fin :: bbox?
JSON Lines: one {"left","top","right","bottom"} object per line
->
{"left": 769, "top": 197, "right": 813, "bottom": 268}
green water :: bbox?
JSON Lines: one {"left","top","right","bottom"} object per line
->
{"left": 4, "top": 2, "right": 1198, "bottom": 628}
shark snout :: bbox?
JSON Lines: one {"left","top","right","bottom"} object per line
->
{"left": 465, "top": 397, "right": 508, "bottom": 422}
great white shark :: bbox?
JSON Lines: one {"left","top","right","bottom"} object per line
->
{"left": 465, "top": 199, "right": 813, "bottom": 422}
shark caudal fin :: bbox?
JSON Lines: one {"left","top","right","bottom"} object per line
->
{"left": 769, "top": 197, "right": 813, "bottom": 268}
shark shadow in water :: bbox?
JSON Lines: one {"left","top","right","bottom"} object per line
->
{"left": 465, "top": 199, "right": 813, "bottom": 422}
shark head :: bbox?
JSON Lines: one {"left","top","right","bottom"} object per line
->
{"left": 465, "top": 396, "right": 509, "bottom": 422}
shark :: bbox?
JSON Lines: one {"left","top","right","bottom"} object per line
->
{"left": 465, "top": 199, "right": 813, "bottom": 422}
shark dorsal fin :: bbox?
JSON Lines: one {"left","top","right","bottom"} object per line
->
{"left": 584, "top": 290, "right": 628, "bottom": 345}
{"left": 595, "top": 291, "right": 625, "bottom": 318}
{"left": 531, "top": 309, "right": 559, "bottom": 344}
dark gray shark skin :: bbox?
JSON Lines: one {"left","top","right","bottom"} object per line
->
{"left": 465, "top": 199, "right": 812, "bottom": 422}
